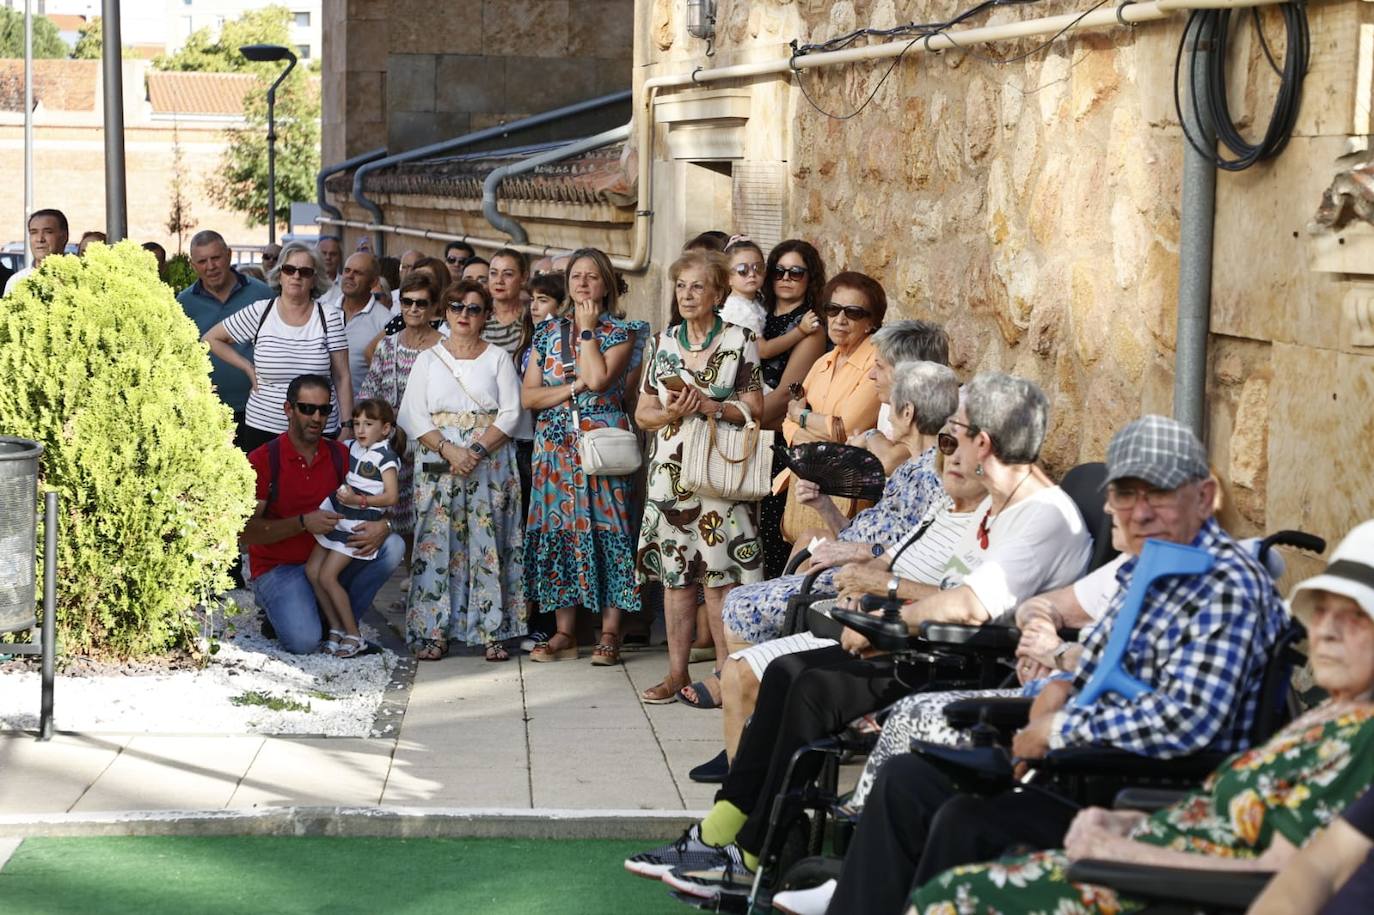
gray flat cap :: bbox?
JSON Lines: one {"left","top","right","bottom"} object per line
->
{"left": 1105, "top": 414, "right": 1210, "bottom": 490}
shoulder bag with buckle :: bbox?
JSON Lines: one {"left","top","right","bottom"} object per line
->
{"left": 560, "top": 320, "right": 641, "bottom": 476}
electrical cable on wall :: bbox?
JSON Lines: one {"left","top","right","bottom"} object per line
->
{"left": 1174, "top": 5, "right": 1309, "bottom": 171}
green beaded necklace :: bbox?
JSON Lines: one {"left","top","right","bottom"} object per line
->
{"left": 677, "top": 316, "right": 723, "bottom": 353}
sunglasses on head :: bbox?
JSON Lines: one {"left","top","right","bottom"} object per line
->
{"left": 399, "top": 296, "right": 431, "bottom": 310}
{"left": 279, "top": 264, "right": 316, "bottom": 278}
{"left": 824, "top": 303, "right": 872, "bottom": 321}
{"left": 447, "top": 301, "right": 486, "bottom": 316}
{"left": 732, "top": 263, "right": 764, "bottom": 277}
{"left": 936, "top": 432, "right": 959, "bottom": 455}
{"left": 292, "top": 401, "right": 332, "bottom": 417}
{"left": 772, "top": 265, "right": 808, "bottom": 280}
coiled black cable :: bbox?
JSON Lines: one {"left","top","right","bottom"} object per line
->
{"left": 1174, "top": 4, "right": 1310, "bottom": 172}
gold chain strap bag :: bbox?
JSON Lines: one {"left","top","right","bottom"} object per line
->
{"left": 682, "top": 400, "right": 773, "bottom": 502}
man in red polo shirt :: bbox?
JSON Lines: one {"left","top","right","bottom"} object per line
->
{"left": 240, "top": 374, "right": 404, "bottom": 653}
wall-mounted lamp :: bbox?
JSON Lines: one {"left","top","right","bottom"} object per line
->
{"left": 686, "top": 0, "right": 716, "bottom": 41}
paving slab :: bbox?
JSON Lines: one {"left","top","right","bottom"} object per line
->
{"left": 382, "top": 764, "right": 531, "bottom": 807}
{"left": 228, "top": 738, "right": 394, "bottom": 809}
{"left": 72, "top": 736, "right": 264, "bottom": 813}
{"left": 0, "top": 734, "right": 130, "bottom": 814}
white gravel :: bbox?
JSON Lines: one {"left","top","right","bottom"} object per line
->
{"left": 0, "top": 590, "right": 400, "bottom": 737}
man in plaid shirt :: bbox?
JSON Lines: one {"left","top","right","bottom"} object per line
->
{"left": 820, "top": 415, "right": 1291, "bottom": 915}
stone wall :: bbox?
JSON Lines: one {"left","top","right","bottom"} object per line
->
{"left": 323, "top": 0, "right": 635, "bottom": 165}
{"left": 636, "top": 0, "right": 1374, "bottom": 561}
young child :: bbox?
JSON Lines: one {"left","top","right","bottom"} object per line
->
{"left": 520, "top": 272, "right": 567, "bottom": 374}
{"left": 719, "top": 238, "right": 768, "bottom": 336}
{"left": 305, "top": 399, "right": 406, "bottom": 658}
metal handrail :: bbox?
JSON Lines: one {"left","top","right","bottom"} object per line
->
{"left": 351, "top": 90, "right": 631, "bottom": 253}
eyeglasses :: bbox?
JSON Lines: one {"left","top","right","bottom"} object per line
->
{"left": 279, "top": 264, "right": 316, "bottom": 278}
{"left": 445, "top": 255, "right": 463, "bottom": 264}
{"left": 292, "top": 401, "right": 332, "bottom": 417}
{"left": 732, "top": 263, "right": 764, "bottom": 277}
{"left": 772, "top": 265, "right": 808, "bottom": 280}
{"left": 399, "top": 296, "right": 431, "bottom": 310}
{"left": 1106, "top": 484, "right": 1184, "bottom": 511}
{"left": 824, "top": 303, "right": 872, "bottom": 321}
{"left": 946, "top": 418, "right": 980, "bottom": 438}
{"left": 936, "top": 432, "right": 959, "bottom": 455}
{"left": 447, "top": 301, "right": 486, "bottom": 316}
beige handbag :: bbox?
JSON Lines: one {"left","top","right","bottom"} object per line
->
{"left": 682, "top": 401, "right": 773, "bottom": 502}
{"left": 560, "top": 320, "right": 641, "bottom": 476}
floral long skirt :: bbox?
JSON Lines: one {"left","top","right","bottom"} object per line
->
{"left": 407, "top": 433, "right": 526, "bottom": 647}
{"left": 909, "top": 849, "right": 1140, "bottom": 915}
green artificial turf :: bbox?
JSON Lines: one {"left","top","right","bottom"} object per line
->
{"left": 0, "top": 836, "right": 688, "bottom": 914}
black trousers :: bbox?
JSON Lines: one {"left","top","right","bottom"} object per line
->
{"left": 827, "top": 754, "right": 1081, "bottom": 914}
{"left": 716, "top": 646, "right": 913, "bottom": 855}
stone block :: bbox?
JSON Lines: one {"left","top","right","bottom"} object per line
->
{"left": 483, "top": 0, "right": 572, "bottom": 58}
{"left": 436, "top": 54, "right": 506, "bottom": 114}
{"left": 569, "top": 0, "right": 635, "bottom": 57}
{"left": 349, "top": 70, "right": 386, "bottom": 126}
{"left": 345, "top": 18, "right": 390, "bottom": 71}
{"left": 595, "top": 56, "right": 633, "bottom": 95}
{"left": 388, "top": 110, "right": 441, "bottom": 152}
{"left": 503, "top": 55, "right": 599, "bottom": 111}
{"left": 389, "top": 0, "right": 482, "bottom": 55}
{"left": 387, "top": 53, "right": 437, "bottom": 113}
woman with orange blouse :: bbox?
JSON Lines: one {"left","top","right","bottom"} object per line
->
{"left": 773, "top": 271, "right": 886, "bottom": 548}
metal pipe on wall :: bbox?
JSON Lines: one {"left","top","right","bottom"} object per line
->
{"left": 102, "top": 0, "right": 128, "bottom": 242}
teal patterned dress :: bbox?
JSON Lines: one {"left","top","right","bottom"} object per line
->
{"left": 910, "top": 701, "right": 1374, "bottom": 915}
{"left": 635, "top": 323, "right": 764, "bottom": 589}
{"left": 523, "top": 316, "right": 640, "bottom": 615}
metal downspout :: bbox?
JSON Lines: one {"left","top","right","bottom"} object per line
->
{"left": 482, "top": 124, "right": 632, "bottom": 245}
{"left": 317, "top": 146, "right": 387, "bottom": 223}
{"left": 352, "top": 90, "right": 631, "bottom": 255}
{"left": 1173, "top": 13, "right": 1217, "bottom": 439}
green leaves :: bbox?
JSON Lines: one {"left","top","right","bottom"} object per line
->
{"left": 0, "top": 241, "right": 256, "bottom": 658}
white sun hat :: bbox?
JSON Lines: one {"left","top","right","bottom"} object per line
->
{"left": 1289, "top": 520, "right": 1374, "bottom": 626}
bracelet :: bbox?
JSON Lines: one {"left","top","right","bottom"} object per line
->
{"left": 799, "top": 408, "right": 811, "bottom": 429}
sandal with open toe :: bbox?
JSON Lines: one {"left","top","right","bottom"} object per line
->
{"left": 641, "top": 678, "right": 689, "bottom": 705}
{"left": 676, "top": 678, "right": 721, "bottom": 710}
{"left": 334, "top": 634, "right": 367, "bottom": 658}
{"left": 485, "top": 641, "right": 510, "bottom": 662}
{"left": 414, "top": 638, "right": 449, "bottom": 661}
{"left": 590, "top": 633, "right": 621, "bottom": 667}
{"left": 322, "top": 628, "right": 346, "bottom": 655}
{"left": 529, "top": 631, "right": 579, "bottom": 663}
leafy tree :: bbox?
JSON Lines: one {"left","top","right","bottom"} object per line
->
{"left": 166, "top": 125, "right": 194, "bottom": 253}
{"left": 0, "top": 8, "right": 70, "bottom": 59}
{"left": 153, "top": 5, "right": 293, "bottom": 74}
{"left": 71, "top": 16, "right": 102, "bottom": 60}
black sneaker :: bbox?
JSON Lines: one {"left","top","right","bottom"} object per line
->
{"left": 689, "top": 750, "right": 728, "bottom": 783}
{"left": 624, "top": 823, "right": 723, "bottom": 880}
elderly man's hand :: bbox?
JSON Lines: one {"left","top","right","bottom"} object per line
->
{"left": 346, "top": 520, "right": 390, "bottom": 558}
{"left": 1012, "top": 712, "right": 1056, "bottom": 761}
{"left": 1016, "top": 615, "right": 1064, "bottom": 670}
{"left": 1029, "top": 677, "right": 1074, "bottom": 718}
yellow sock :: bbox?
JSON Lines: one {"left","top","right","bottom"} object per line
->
{"left": 700, "top": 801, "right": 747, "bottom": 848}
{"left": 742, "top": 849, "right": 759, "bottom": 871}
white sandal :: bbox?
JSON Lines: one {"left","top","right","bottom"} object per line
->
{"left": 334, "top": 634, "right": 367, "bottom": 658}
{"left": 322, "top": 629, "right": 346, "bottom": 654}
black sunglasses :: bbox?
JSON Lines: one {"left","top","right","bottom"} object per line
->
{"left": 279, "top": 264, "right": 316, "bottom": 278}
{"left": 399, "top": 296, "right": 431, "bottom": 309}
{"left": 824, "top": 303, "right": 872, "bottom": 321}
{"left": 936, "top": 432, "right": 959, "bottom": 455}
{"left": 772, "top": 265, "right": 808, "bottom": 280}
{"left": 292, "top": 401, "right": 333, "bottom": 416}
{"left": 445, "top": 255, "right": 463, "bottom": 264}
{"left": 447, "top": 301, "right": 486, "bottom": 316}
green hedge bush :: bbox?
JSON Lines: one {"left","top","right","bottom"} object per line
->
{"left": 164, "top": 253, "right": 197, "bottom": 291}
{"left": 0, "top": 242, "right": 255, "bottom": 657}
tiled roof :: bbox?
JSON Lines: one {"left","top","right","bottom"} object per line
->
{"left": 48, "top": 14, "right": 88, "bottom": 31}
{"left": 0, "top": 59, "right": 98, "bottom": 112}
{"left": 146, "top": 71, "right": 255, "bottom": 116}
{"left": 326, "top": 143, "right": 636, "bottom": 207}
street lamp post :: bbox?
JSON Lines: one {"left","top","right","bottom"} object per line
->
{"left": 239, "top": 44, "right": 297, "bottom": 245}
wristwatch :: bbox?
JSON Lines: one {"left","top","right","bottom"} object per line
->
{"left": 870, "top": 543, "right": 885, "bottom": 558}
{"left": 1051, "top": 642, "right": 1073, "bottom": 670}
{"left": 469, "top": 441, "right": 488, "bottom": 458}
{"left": 579, "top": 328, "right": 595, "bottom": 342}
{"left": 886, "top": 575, "right": 901, "bottom": 601}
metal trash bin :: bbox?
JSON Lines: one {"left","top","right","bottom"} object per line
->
{"left": 0, "top": 436, "right": 43, "bottom": 633}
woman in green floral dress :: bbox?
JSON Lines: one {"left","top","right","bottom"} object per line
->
{"left": 910, "top": 521, "right": 1374, "bottom": 915}
{"left": 635, "top": 250, "right": 765, "bottom": 704}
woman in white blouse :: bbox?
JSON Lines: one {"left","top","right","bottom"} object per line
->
{"left": 398, "top": 280, "right": 526, "bottom": 661}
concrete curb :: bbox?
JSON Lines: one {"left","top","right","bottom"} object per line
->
{"left": 0, "top": 806, "right": 709, "bottom": 841}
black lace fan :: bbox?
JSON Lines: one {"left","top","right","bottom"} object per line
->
{"left": 772, "top": 442, "right": 886, "bottom": 501}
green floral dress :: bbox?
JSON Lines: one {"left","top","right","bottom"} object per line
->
{"left": 635, "top": 323, "right": 764, "bottom": 589}
{"left": 910, "top": 702, "right": 1374, "bottom": 915}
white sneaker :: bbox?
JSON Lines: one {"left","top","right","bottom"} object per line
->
{"left": 520, "top": 631, "right": 550, "bottom": 653}
{"left": 772, "top": 878, "right": 837, "bottom": 915}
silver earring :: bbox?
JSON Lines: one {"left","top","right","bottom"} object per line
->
{"left": 974, "top": 464, "right": 984, "bottom": 477}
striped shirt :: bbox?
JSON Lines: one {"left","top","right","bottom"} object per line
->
{"left": 222, "top": 298, "right": 347, "bottom": 434}
{"left": 889, "top": 496, "right": 978, "bottom": 585}
{"left": 481, "top": 318, "right": 524, "bottom": 355}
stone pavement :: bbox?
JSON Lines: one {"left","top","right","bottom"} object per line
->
{"left": 0, "top": 567, "right": 725, "bottom": 821}
{"left": 0, "top": 648, "right": 722, "bottom": 818}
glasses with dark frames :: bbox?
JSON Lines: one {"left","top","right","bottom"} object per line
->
{"left": 399, "top": 296, "right": 431, "bottom": 310}
{"left": 772, "top": 265, "right": 808, "bottom": 280}
{"left": 823, "top": 303, "right": 872, "bottom": 321}
{"left": 936, "top": 432, "right": 959, "bottom": 455}
{"left": 279, "top": 264, "right": 316, "bottom": 278}
{"left": 447, "top": 301, "right": 487, "bottom": 316}
{"left": 292, "top": 401, "right": 333, "bottom": 416}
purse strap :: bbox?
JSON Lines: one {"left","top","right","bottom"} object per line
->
{"left": 432, "top": 342, "right": 486, "bottom": 408}
{"left": 558, "top": 319, "right": 583, "bottom": 437}
{"left": 887, "top": 511, "right": 938, "bottom": 569}
{"left": 707, "top": 400, "right": 759, "bottom": 466}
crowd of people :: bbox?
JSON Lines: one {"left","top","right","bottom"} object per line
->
{"left": 8, "top": 209, "right": 1374, "bottom": 915}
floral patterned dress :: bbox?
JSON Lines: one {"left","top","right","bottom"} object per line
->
{"left": 359, "top": 333, "right": 429, "bottom": 539}
{"left": 636, "top": 324, "right": 765, "bottom": 589}
{"left": 523, "top": 316, "right": 640, "bottom": 615}
{"left": 910, "top": 702, "right": 1374, "bottom": 915}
